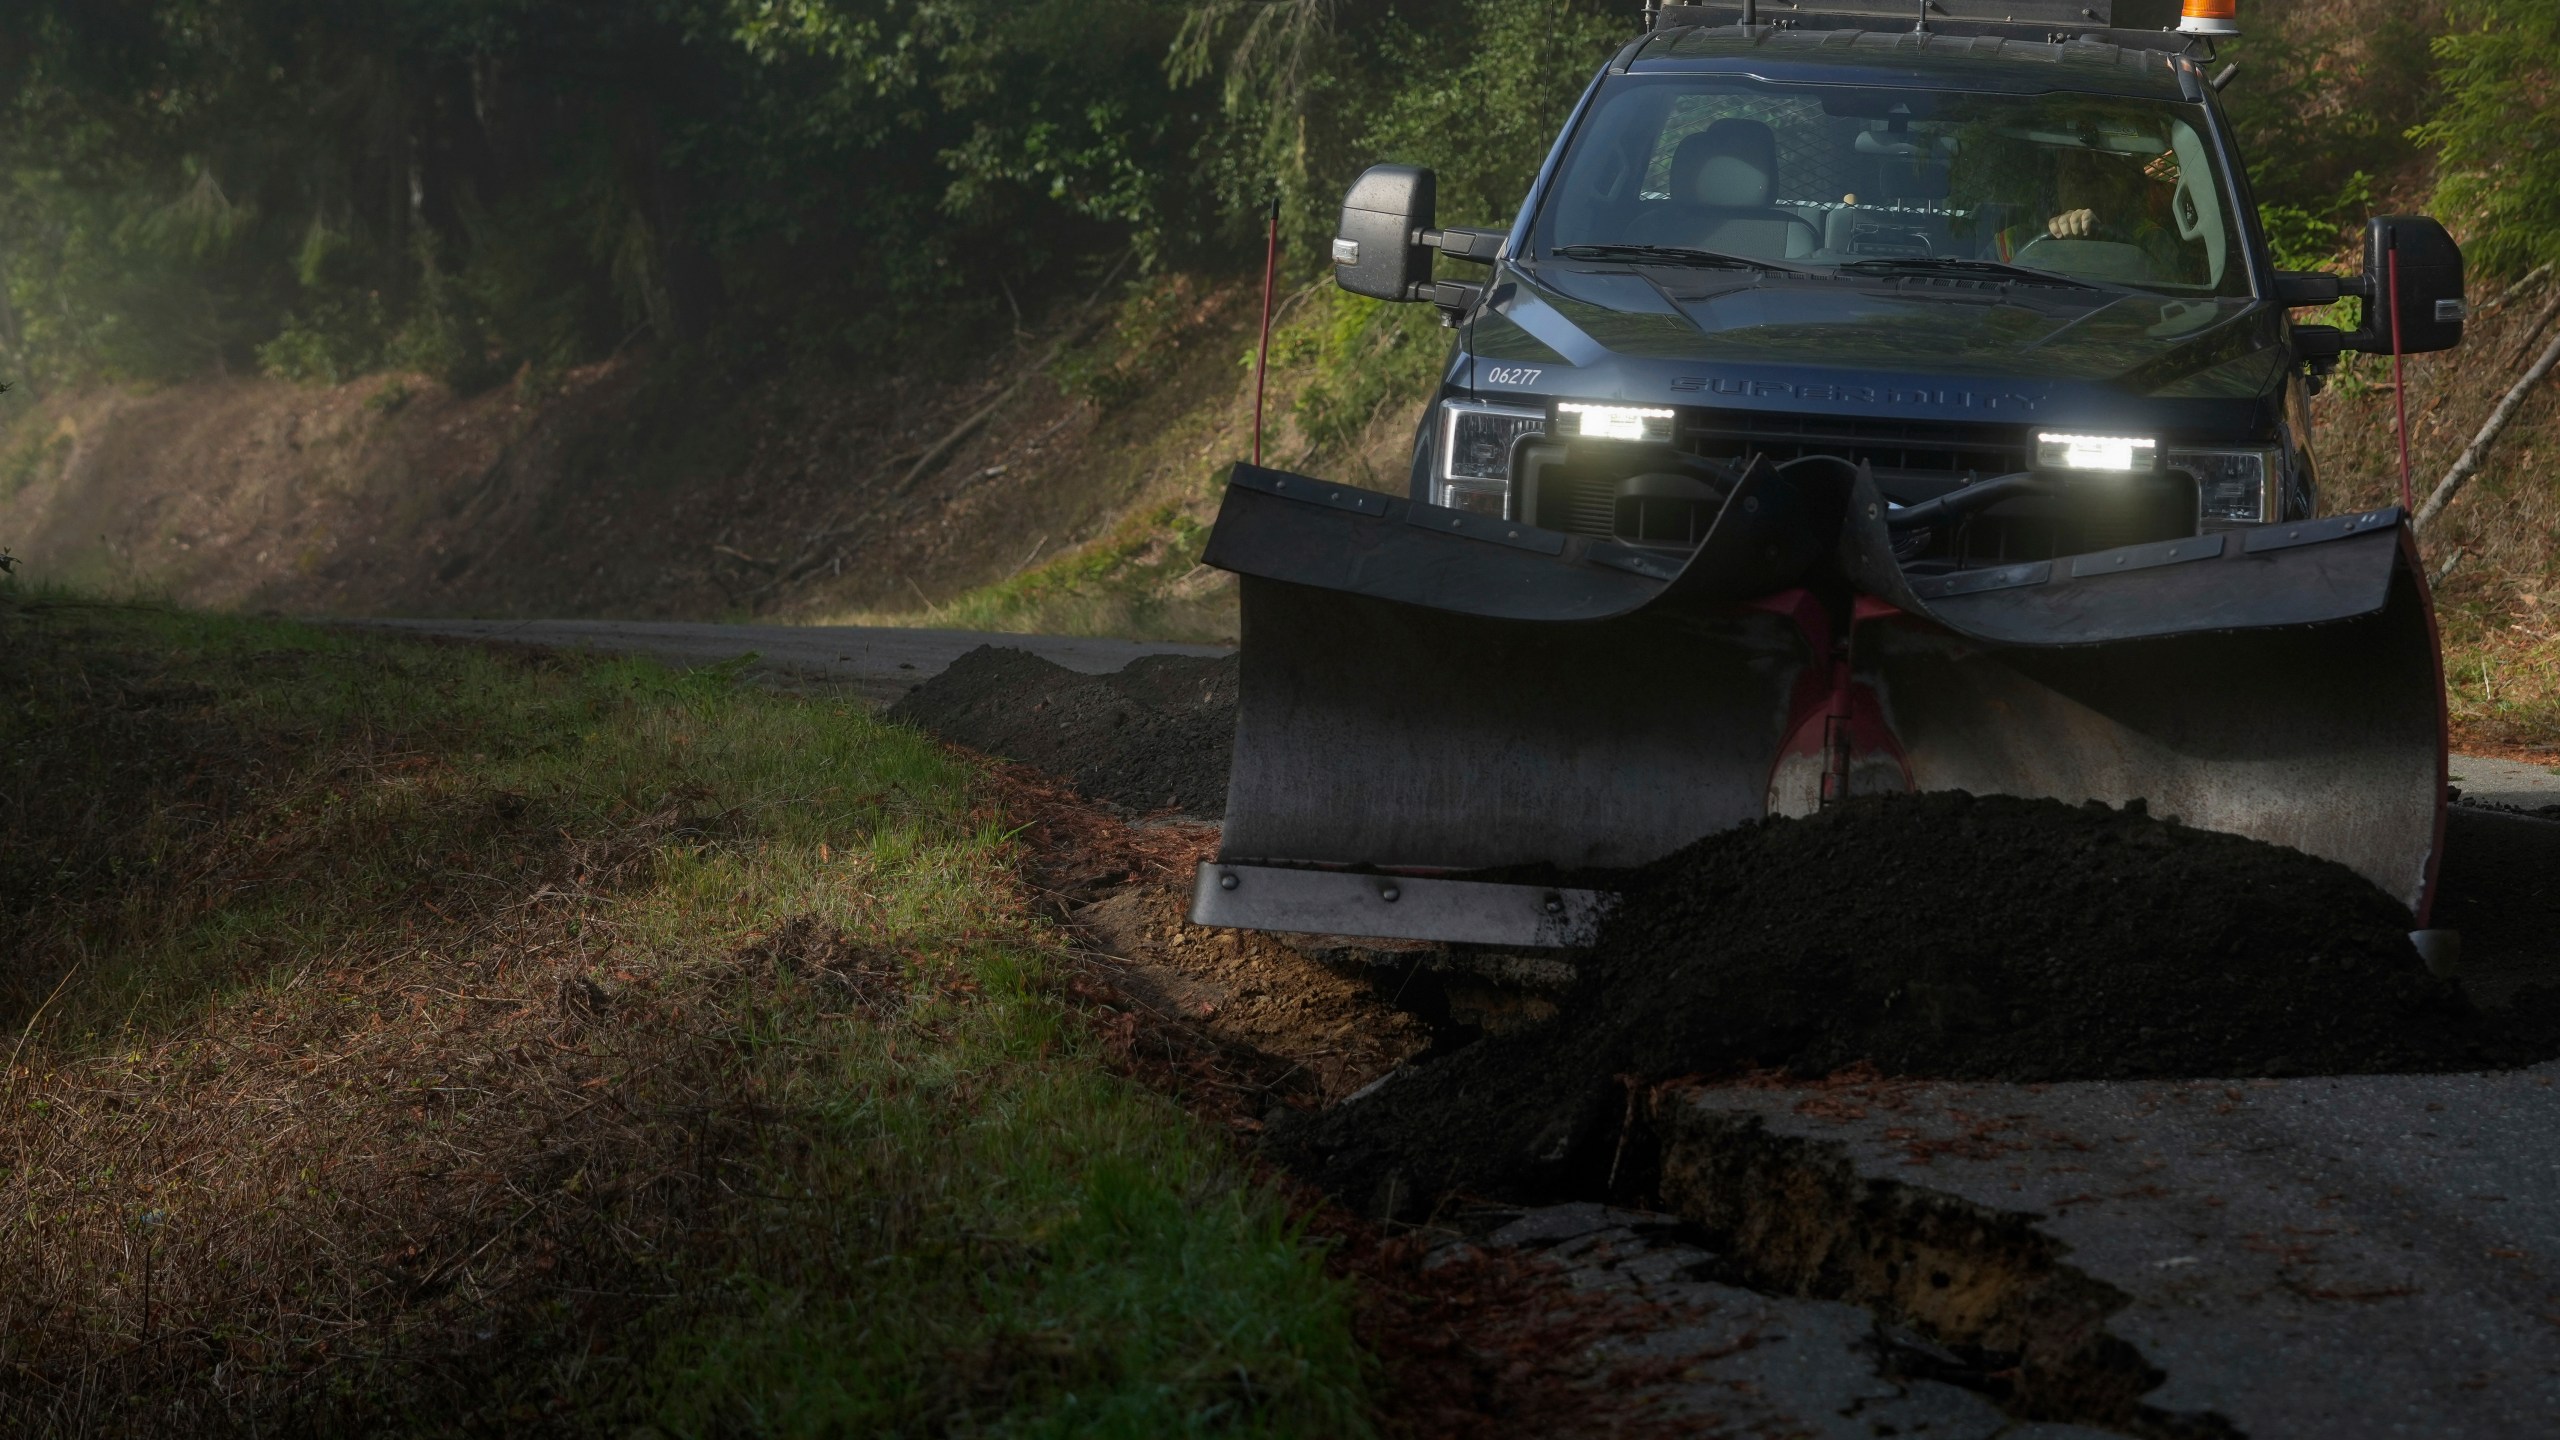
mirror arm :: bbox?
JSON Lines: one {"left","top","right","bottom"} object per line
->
{"left": 1422, "top": 227, "right": 1506, "bottom": 264}
{"left": 2272, "top": 270, "right": 2376, "bottom": 309}
{"left": 1416, "top": 279, "right": 1485, "bottom": 326}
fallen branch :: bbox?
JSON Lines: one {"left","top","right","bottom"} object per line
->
{"left": 2486, "top": 262, "right": 2554, "bottom": 315}
{"left": 1002, "top": 534, "right": 1050, "bottom": 580}
{"left": 2413, "top": 288, "right": 2560, "bottom": 534}
{"left": 2429, "top": 546, "right": 2465, "bottom": 591}
{"left": 891, "top": 251, "right": 1134, "bottom": 499}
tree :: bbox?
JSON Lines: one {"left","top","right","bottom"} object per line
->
{"left": 2413, "top": 0, "right": 2560, "bottom": 278}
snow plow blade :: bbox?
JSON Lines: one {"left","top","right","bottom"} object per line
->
{"left": 1189, "top": 462, "right": 2446, "bottom": 945}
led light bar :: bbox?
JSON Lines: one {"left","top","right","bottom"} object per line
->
{"left": 2178, "top": 0, "right": 2239, "bottom": 36}
{"left": 2037, "top": 432, "right": 2160, "bottom": 473}
{"left": 1557, "top": 402, "right": 1675, "bottom": 443}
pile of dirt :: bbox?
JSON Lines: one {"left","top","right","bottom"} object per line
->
{"left": 889, "top": 645, "right": 1237, "bottom": 815}
{"left": 1275, "top": 792, "right": 2554, "bottom": 1214}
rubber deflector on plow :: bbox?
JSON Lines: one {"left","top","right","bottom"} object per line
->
{"left": 1187, "top": 458, "right": 2447, "bottom": 947}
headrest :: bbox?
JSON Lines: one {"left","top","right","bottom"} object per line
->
{"left": 1670, "top": 118, "right": 1779, "bottom": 209}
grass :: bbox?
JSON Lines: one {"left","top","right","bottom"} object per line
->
{"left": 0, "top": 589, "right": 1370, "bottom": 1436}
{"left": 917, "top": 503, "right": 1234, "bottom": 645}
{"left": 2307, "top": 270, "right": 2560, "bottom": 757}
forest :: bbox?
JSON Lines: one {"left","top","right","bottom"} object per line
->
{"left": 2, "top": 0, "right": 2547, "bottom": 399}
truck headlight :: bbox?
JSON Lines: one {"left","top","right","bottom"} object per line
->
{"left": 1438, "top": 400, "right": 1544, "bottom": 516}
{"left": 2168, "top": 447, "right": 2283, "bottom": 526}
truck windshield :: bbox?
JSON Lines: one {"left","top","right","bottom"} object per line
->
{"left": 1534, "top": 74, "right": 2249, "bottom": 297}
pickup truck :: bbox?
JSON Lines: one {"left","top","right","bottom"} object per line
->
{"left": 1331, "top": 0, "right": 2463, "bottom": 570}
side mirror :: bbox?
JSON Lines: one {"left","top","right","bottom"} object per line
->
{"left": 2278, "top": 215, "right": 2465, "bottom": 364}
{"left": 2357, "top": 214, "right": 2464, "bottom": 355}
{"left": 1332, "top": 164, "right": 1508, "bottom": 316}
{"left": 1334, "top": 165, "right": 1436, "bottom": 302}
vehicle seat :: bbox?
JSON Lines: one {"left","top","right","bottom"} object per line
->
{"left": 1631, "top": 119, "right": 1820, "bottom": 259}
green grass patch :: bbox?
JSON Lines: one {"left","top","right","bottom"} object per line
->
{"left": 907, "top": 502, "right": 1235, "bottom": 645}
{"left": 0, "top": 589, "right": 1364, "bottom": 1435}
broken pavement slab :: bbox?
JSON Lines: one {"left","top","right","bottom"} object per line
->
{"left": 1651, "top": 1066, "right": 2560, "bottom": 1438}
{"left": 1451, "top": 1201, "right": 2133, "bottom": 1439}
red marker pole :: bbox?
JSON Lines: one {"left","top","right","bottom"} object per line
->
{"left": 1254, "top": 197, "right": 1280, "bottom": 467}
{"left": 2389, "top": 241, "right": 2413, "bottom": 512}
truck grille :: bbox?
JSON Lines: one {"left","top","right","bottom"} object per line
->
{"left": 1529, "top": 410, "right": 2186, "bottom": 565}
{"left": 1672, "top": 411, "right": 2031, "bottom": 485}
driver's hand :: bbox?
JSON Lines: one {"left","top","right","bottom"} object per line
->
{"left": 2046, "top": 208, "right": 2098, "bottom": 239}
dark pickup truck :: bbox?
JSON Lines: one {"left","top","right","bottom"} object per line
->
{"left": 1333, "top": 0, "right": 2463, "bottom": 570}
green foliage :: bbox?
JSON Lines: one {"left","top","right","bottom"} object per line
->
{"left": 2217, "top": 4, "right": 2446, "bottom": 216}
{"left": 1054, "top": 280, "right": 1213, "bottom": 411}
{"left": 924, "top": 502, "right": 1233, "bottom": 642}
{"left": 1359, "top": 0, "right": 1627, "bottom": 232}
{"left": 2413, "top": 0, "right": 2560, "bottom": 278}
{"left": 0, "top": 0, "right": 1219, "bottom": 390}
{"left": 1273, "top": 288, "right": 1447, "bottom": 458}
{"left": 2258, "top": 172, "right": 2374, "bottom": 284}
{"left": 255, "top": 290, "right": 392, "bottom": 385}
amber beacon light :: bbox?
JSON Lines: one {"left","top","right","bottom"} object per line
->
{"left": 2178, "top": 0, "right": 2240, "bottom": 35}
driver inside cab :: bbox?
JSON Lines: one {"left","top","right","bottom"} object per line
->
{"left": 1992, "top": 145, "right": 2190, "bottom": 277}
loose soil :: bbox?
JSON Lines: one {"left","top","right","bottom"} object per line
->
{"left": 889, "top": 645, "right": 1237, "bottom": 815}
{"left": 1274, "top": 792, "right": 2560, "bottom": 1215}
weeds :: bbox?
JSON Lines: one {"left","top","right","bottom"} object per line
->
{"left": 921, "top": 503, "right": 1232, "bottom": 644}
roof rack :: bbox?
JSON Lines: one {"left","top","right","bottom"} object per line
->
{"left": 1650, "top": 0, "right": 2205, "bottom": 52}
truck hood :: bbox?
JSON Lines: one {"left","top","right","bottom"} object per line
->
{"left": 1484, "top": 263, "right": 2288, "bottom": 401}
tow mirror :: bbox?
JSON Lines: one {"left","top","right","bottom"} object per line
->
{"left": 2280, "top": 215, "right": 2465, "bottom": 363}
{"left": 2356, "top": 215, "right": 2464, "bottom": 355}
{"left": 1334, "top": 165, "right": 1437, "bottom": 302}
{"left": 1333, "top": 164, "right": 1506, "bottom": 317}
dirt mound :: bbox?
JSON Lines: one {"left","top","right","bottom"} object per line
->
{"left": 889, "top": 645, "right": 1237, "bottom": 815}
{"left": 1275, "top": 792, "right": 2550, "bottom": 1213}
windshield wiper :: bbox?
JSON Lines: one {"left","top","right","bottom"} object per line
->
{"left": 1553, "top": 243, "right": 1801, "bottom": 273}
{"left": 1836, "top": 256, "right": 2113, "bottom": 291}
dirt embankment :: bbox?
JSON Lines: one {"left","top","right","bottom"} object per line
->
{"left": 0, "top": 278, "right": 1256, "bottom": 625}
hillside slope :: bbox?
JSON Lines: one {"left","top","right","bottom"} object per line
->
{"left": 0, "top": 276, "right": 1290, "bottom": 635}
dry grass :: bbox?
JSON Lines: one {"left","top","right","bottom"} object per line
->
{"left": 0, "top": 594, "right": 1371, "bottom": 1436}
{"left": 2314, "top": 273, "right": 2560, "bottom": 756}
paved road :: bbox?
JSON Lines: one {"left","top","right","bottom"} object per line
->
{"left": 2453, "top": 754, "right": 2560, "bottom": 813}
{"left": 350, "top": 617, "right": 1230, "bottom": 707}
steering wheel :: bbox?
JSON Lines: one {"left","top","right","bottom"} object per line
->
{"left": 2011, "top": 231, "right": 2158, "bottom": 284}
